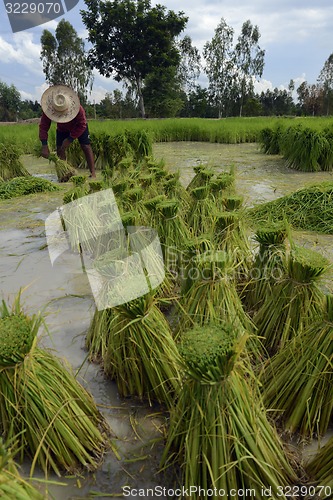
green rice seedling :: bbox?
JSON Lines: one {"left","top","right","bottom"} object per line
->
{"left": 0, "top": 294, "right": 110, "bottom": 476}
{"left": 0, "top": 438, "right": 44, "bottom": 499}
{"left": 306, "top": 435, "right": 333, "bottom": 490}
{"left": 0, "top": 143, "right": 30, "bottom": 181}
{"left": 48, "top": 153, "right": 77, "bottom": 182}
{"left": 319, "top": 128, "right": 333, "bottom": 171}
{"left": 66, "top": 139, "right": 86, "bottom": 169}
{"left": 85, "top": 307, "right": 113, "bottom": 363}
{"left": 70, "top": 175, "right": 87, "bottom": 187}
{"left": 244, "top": 222, "right": 287, "bottom": 311}
{"left": 103, "top": 293, "right": 181, "bottom": 407}
{"left": 88, "top": 180, "right": 104, "bottom": 193}
{"left": 261, "top": 294, "right": 333, "bottom": 439}
{"left": 249, "top": 181, "right": 333, "bottom": 234}
{"left": 178, "top": 234, "right": 214, "bottom": 295}
{"left": 223, "top": 195, "right": 244, "bottom": 211}
{"left": 0, "top": 176, "right": 59, "bottom": 200}
{"left": 155, "top": 199, "right": 190, "bottom": 277}
{"left": 213, "top": 211, "right": 251, "bottom": 281}
{"left": 186, "top": 166, "right": 215, "bottom": 191}
{"left": 259, "top": 125, "right": 284, "bottom": 155}
{"left": 176, "top": 250, "right": 253, "bottom": 335}
{"left": 161, "top": 324, "right": 297, "bottom": 499}
{"left": 186, "top": 185, "right": 217, "bottom": 236}
{"left": 253, "top": 245, "right": 328, "bottom": 354}
{"left": 280, "top": 126, "right": 326, "bottom": 172}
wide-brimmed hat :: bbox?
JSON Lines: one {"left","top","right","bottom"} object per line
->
{"left": 41, "top": 85, "right": 80, "bottom": 123}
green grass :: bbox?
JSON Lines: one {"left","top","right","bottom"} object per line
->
{"left": 2, "top": 116, "right": 333, "bottom": 153}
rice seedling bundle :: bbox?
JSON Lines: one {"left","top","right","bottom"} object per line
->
{"left": 179, "top": 235, "right": 214, "bottom": 295}
{"left": 161, "top": 324, "right": 297, "bottom": 499}
{"left": 186, "top": 185, "right": 216, "bottom": 236}
{"left": 245, "top": 222, "right": 287, "bottom": 310}
{"left": 85, "top": 307, "right": 113, "bottom": 363}
{"left": 0, "top": 176, "right": 59, "bottom": 200}
{"left": 66, "top": 139, "right": 86, "bottom": 169}
{"left": 306, "top": 435, "right": 333, "bottom": 490}
{"left": 186, "top": 166, "right": 215, "bottom": 192}
{"left": 0, "top": 296, "right": 110, "bottom": 476}
{"left": 0, "top": 438, "right": 44, "bottom": 500}
{"left": 213, "top": 211, "right": 251, "bottom": 281}
{"left": 0, "top": 143, "right": 30, "bottom": 181}
{"left": 253, "top": 245, "right": 328, "bottom": 353}
{"left": 48, "top": 153, "right": 77, "bottom": 183}
{"left": 249, "top": 181, "right": 333, "bottom": 234}
{"left": 261, "top": 294, "right": 333, "bottom": 439}
{"left": 280, "top": 126, "right": 327, "bottom": 172}
{"left": 155, "top": 199, "right": 190, "bottom": 276}
{"left": 319, "top": 128, "right": 333, "bottom": 171}
{"left": 259, "top": 126, "right": 284, "bottom": 155}
{"left": 176, "top": 249, "right": 253, "bottom": 335}
{"left": 103, "top": 293, "right": 181, "bottom": 407}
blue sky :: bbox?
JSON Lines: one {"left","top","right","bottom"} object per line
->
{"left": 0, "top": 0, "right": 332, "bottom": 103}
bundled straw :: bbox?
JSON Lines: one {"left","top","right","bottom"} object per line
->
{"left": 0, "top": 294, "right": 110, "bottom": 476}
{"left": 261, "top": 294, "right": 333, "bottom": 439}
{"left": 0, "top": 438, "right": 43, "bottom": 499}
{"left": 245, "top": 222, "right": 287, "bottom": 310}
{"left": 48, "top": 153, "right": 77, "bottom": 182}
{"left": 161, "top": 324, "right": 297, "bottom": 499}
{"left": 186, "top": 185, "right": 216, "bottom": 236}
{"left": 253, "top": 245, "right": 328, "bottom": 354}
{"left": 103, "top": 293, "right": 181, "bottom": 407}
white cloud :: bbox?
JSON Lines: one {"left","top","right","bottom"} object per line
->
{"left": 0, "top": 32, "right": 42, "bottom": 73}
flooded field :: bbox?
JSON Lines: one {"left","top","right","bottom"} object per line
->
{"left": 1, "top": 142, "right": 333, "bottom": 498}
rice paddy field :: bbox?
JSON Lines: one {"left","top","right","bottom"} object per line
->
{"left": 2, "top": 117, "right": 333, "bottom": 498}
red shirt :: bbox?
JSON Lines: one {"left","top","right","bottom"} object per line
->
{"left": 39, "top": 105, "right": 87, "bottom": 142}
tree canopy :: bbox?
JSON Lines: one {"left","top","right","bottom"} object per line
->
{"left": 40, "top": 19, "right": 93, "bottom": 102}
{"left": 81, "top": 0, "right": 188, "bottom": 117}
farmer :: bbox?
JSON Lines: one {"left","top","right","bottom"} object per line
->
{"left": 39, "top": 85, "right": 96, "bottom": 178}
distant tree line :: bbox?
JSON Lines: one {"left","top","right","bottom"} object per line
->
{"left": 1, "top": 0, "right": 333, "bottom": 121}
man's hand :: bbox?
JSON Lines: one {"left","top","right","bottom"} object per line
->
{"left": 41, "top": 145, "right": 50, "bottom": 159}
{"left": 58, "top": 138, "right": 72, "bottom": 160}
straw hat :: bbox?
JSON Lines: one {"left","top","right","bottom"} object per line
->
{"left": 41, "top": 85, "right": 80, "bottom": 123}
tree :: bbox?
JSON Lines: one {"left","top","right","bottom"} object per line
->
{"left": 233, "top": 20, "right": 265, "bottom": 117}
{"left": 40, "top": 19, "right": 93, "bottom": 102}
{"left": 318, "top": 53, "right": 333, "bottom": 115}
{"left": 143, "top": 65, "right": 184, "bottom": 117}
{"left": 0, "top": 81, "right": 21, "bottom": 121}
{"left": 177, "top": 35, "right": 201, "bottom": 93}
{"left": 203, "top": 18, "right": 234, "bottom": 118}
{"left": 297, "top": 81, "right": 324, "bottom": 116}
{"left": 81, "top": 0, "right": 188, "bottom": 118}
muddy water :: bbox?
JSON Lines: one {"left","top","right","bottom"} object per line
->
{"left": 1, "top": 143, "right": 333, "bottom": 497}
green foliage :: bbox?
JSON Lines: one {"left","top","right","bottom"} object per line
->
{"left": 81, "top": 0, "right": 188, "bottom": 116}
{"left": 40, "top": 19, "right": 93, "bottom": 101}
{"left": 0, "top": 176, "right": 59, "bottom": 200}
{"left": 0, "top": 81, "right": 21, "bottom": 121}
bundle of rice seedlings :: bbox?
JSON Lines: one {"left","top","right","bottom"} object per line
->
{"left": 161, "top": 324, "right": 297, "bottom": 498}
{"left": 103, "top": 293, "right": 181, "bottom": 407}
{"left": 48, "top": 153, "right": 77, "bottom": 182}
{"left": 259, "top": 126, "right": 284, "bottom": 155}
{"left": 155, "top": 199, "right": 190, "bottom": 276}
{"left": 223, "top": 195, "right": 244, "bottom": 211}
{"left": 319, "top": 128, "right": 333, "bottom": 171}
{"left": 210, "top": 167, "right": 235, "bottom": 193}
{"left": 306, "top": 435, "right": 333, "bottom": 490}
{"left": 280, "top": 126, "right": 326, "bottom": 172}
{"left": 176, "top": 250, "right": 253, "bottom": 335}
{"left": 179, "top": 235, "right": 214, "bottom": 295}
{"left": 88, "top": 180, "right": 104, "bottom": 193}
{"left": 261, "top": 294, "right": 333, "bottom": 439}
{"left": 121, "top": 187, "right": 144, "bottom": 212}
{"left": 0, "top": 177, "right": 59, "bottom": 200}
{"left": 249, "top": 181, "right": 333, "bottom": 234}
{"left": 70, "top": 175, "right": 87, "bottom": 187}
{"left": 213, "top": 211, "right": 251, "bottom": 281}
{"left": 0, "top": 438, "right": 43, "bottom": 499}
{"left": 253, "top": 245, "right": 328, "bottom": 354}
{"left": 186, "top": 166, "right": 215, "bottom": 191}
{"left": 186, "top": 185, "right": 216, "bottom": 236}
{"left": 0, "top": 294, "right": 110, "bottom": 476}
{"left": 85, "top": 307, "right": 113, "bottom": 363}
{"left": 0, "top": 143, "right": 30, "bottom": 181}
{"left": 245, "top": 222, "right": 287, "bottom": 310}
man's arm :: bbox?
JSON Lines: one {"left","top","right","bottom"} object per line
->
{"left": 39, "top": 112, "right": 52, "bottom": 158}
